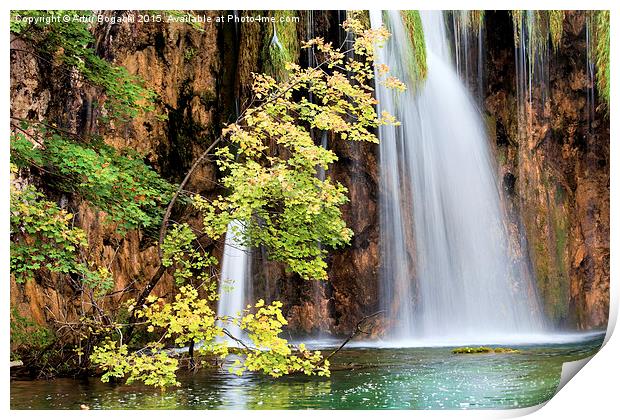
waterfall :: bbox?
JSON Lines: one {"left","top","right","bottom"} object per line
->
{"left": 372, "top": 10, "right": 546, "bottom": 344}
{"left": 314, "top": 130, "right": 329, "bottom": 322}
{"left": 306, "top": 11, "right": 327, "bottom": 322}
{"left": 217, "top": 220, "right": 249, "bottom": 343}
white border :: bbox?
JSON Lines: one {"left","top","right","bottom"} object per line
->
{"left": 2, "top": 1, "right": 617, "bottom": 419}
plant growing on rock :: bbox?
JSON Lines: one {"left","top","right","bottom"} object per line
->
{"left": 594, "top": 10, "right": 610, "bottom": 105}
{"left": 11, "top": 10, "right": 156, "bottom": 122}
{"left": 9, "top": 10, "right": 174, "bottom": 374}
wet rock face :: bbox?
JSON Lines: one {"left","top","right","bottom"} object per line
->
{"left": 10, "top": 37, "right": 51, "bottom": 123}
{"left": 10, "top": 11, "right": 230, "bottom": 325}
{"left": 327, "top": 139, "right": 381, "bottom": 335}
{"left": 92, "top": 11, "right": 233, "bottom": 187}
{"left": 263, "top": 136, "right": 381, "bottom": 336}
{"left": 484, "top": 11, "right": 609, "bottom": 329}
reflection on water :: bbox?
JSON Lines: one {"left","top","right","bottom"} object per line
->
{"left": 10, "top": 333, "right": 603, "bottom": 410}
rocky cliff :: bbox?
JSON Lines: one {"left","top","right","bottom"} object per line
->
{"left": 483, "top": 11, "right": 609, "bottom": 329}
{"left": 10, "top": 10, "right": 609, "bottom": 341}
{"left": 10, "top": 10, "right": 232, "bottom": 327}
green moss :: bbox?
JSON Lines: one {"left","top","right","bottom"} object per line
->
{"left": 549, "top": 10, "right": 564, "bottom": 51}
{"left": 528, "top": 178, "right": 571, "bottom": 324}
{"left": 452, "top": 347, "right": 520, "bottom": 354}
{"left": 498, "top": 148, "right": 507, "bottom": 166}
{"left": 399, "top": 11, "right": 428, "bottom": 83}
{"left": 551, "top": 187, "right": 570, "bottom": 321}
{"left": 471, "top": 11, "right": 485, "bottom": 32}
{"left": 511, "top": 10, "right": 524, "bottom": 46}
{"left": 532, "top": 11, "right": 550, "bottom": 54}
{"left": 529, "top": 208, "right": 555, "bottom": 321}
{"left": 262, "top": 10, "right": 300, "bottom": 81}
{"left": 183, "top": 46, "right": 197, "bottom": 62}
{"left": 553, "top": 204, "right": 568, "bottom": 276}
{"left": 460, "top": 10, "right": 485, "bottom": 33}
{"left": 511, "top": 10, "right": 566, "bottom": 54}
{"left": 594, "top": 10, "right": 610, "bottom": 105}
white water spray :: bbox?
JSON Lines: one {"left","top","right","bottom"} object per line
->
{"left": 372, "top": 10, "right": 546, "bottom": 343}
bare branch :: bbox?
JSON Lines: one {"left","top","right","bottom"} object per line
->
{"left": 323, "top": 310, "right": 385, "bottom": 362}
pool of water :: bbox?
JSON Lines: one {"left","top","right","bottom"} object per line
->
{"left": 10, "top": 333, "right": 604, "bottom": 410}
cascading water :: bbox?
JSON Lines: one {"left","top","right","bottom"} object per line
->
{"left": 217, "top": 14, "right": 250, "bottom": 341}
{"left": 372, "top": 10, "right": 546, "bottom": 344}
{"left": 217, "top": 220, "right": 249, "bottom": 343}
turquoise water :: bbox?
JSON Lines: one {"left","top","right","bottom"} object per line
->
{"left": 10, "top": 333, "right": 604, "bottom": 410}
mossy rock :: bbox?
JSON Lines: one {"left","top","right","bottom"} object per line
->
{"left": 452, "top": 346, "right": 492, "bottom": 354}
{"left": 493, "top": 347, "right": 521, "bottom": 354}
{"left": 262, "top": 10, "right": 299, "bottom": 81}
{"left": 452, "top": 347, "right": 520, "bottom": 354}
{"left": 398, "top": 10, "right": 427, "bottom": 83}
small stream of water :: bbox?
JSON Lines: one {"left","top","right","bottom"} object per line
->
{"left": 216, "top": 220, "right": 249, "bottom": 343}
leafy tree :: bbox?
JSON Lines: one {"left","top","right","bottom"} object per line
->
{"left": 9, "top": 164, "right": 113, "bottom": 291}
{"left": 91, "top": 15, "right": 404, "bottom": 387}
{"left": 9, "top": 10, "right": 173, "bottom": 372}
{"left": 161, "top": 223, "right": 218, "bottom": 286}
{"left": 91, "top": 286, "right": 329, "bottom": 388}
{"left": 11, "top": 128, "right": 175, "bottom": 232}
{"left": 9, "top": 9, "right": 175, "bottom": 294}
{"left": 195, "top": 17, "right": 402, "bottom": 281}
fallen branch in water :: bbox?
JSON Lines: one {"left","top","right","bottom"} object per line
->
{"left": 323, "top": 310, "right": 385, "bottom": 363}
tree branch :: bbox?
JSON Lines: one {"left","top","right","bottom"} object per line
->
{"left": 157, "top": 136, "right": 224, "bottom": 259}
{"left": 131, "top": 41, "right": 367, "bottom": 341}
{"left": 323, "top": 310, "right": 385, "bottom": 362}
{"left": 124, "top": 264, "right": 167, "bottom": 340}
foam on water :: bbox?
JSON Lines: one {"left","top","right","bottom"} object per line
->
{"left": 298, "top": 331, "right": 605, "bottom": 350}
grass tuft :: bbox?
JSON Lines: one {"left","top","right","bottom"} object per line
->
{"left": 594, "top": 10, "right": 610, "bottom": 105}
{"left": 399, "top": 10, "right": 428, "bottom": 83}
